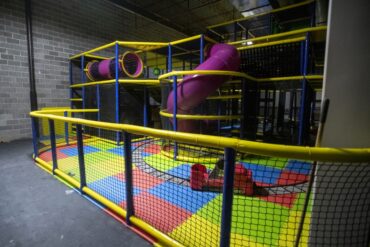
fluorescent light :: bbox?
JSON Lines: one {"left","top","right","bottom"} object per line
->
{"left": 247, "top": 41, "right": 253, "bottom": 45}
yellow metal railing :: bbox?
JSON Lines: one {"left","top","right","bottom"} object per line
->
{"left": 159, "top": 70, "right": 323, "bottom": 85}
{"left": 229, "top": 26, "right": 327, "bottom": 46}
{"left": 70, "top": 79, "right": 160, "bottom": 88}
{"left": 237, "top": 36, "right": 306, "bottom": 50}
{"left": 159, "top": 110, "right": 241, "bottom": 120}
{"left": 69, "top": 35, "right": 216, "bottom": 60}
{"left": 34, "top": 156, "right": 182, "bottom": 247}
{"left": 31, "top": 109, "right": 370, "bottom": 246}
{"left": 30, "top": 109, "right": 370, "bottom": 163}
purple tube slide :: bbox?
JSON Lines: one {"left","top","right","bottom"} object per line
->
{"left": 86, "top": 52, "right": 143, "bottom": 81}
{"left": 167, "top": 43, "right": 240, "bottom": 132}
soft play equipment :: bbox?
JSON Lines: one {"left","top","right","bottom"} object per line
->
{"left": 166, "top": 43, "right": 240, "bottom": 132}
{"left": 86, "top": 51, "right": 143, "bottom": 80}
{"left": 190, "top": 163, "right": 255, "bottom": 196}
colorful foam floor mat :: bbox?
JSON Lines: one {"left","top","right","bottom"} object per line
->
{"left": 38, "top": 138, "right": 312, "bottom": 246}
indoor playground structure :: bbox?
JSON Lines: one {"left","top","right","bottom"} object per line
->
{"left": 30, "top": 1, "right": 370, "bottom": 247}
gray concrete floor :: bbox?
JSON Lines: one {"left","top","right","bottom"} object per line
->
{"left": 0, "top": 139, "right": 151, "bottom": 247}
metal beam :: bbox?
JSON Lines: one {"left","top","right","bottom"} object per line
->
{"left": 106, "top": 0, "right": 192, "bottom": 36}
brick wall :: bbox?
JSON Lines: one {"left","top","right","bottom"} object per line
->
{"left": 0, "top": 0, "right": 184, "bottom": 142}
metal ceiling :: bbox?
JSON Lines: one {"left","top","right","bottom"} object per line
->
{"left": 107, "top": 0, "right": 243, "bottom": 36}
{"left": 106, "top": 0, "right": 315, "bottom": 40}
{"left": 206, "top": 0, "right": 316, "bottom": 40}
{"left": 229, "top": 0, "right": 304, "bottom": 17}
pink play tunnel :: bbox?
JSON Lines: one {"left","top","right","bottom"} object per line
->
{"left": 166, "top": 43, "right": 240, "bottom": 132}
{"left": 86, "top": 51, "right": 143, "bottom": 80}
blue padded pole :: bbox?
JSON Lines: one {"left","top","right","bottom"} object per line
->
{"left": 76, "top": 124, "right": 86, "bottom": 191}
{"left": 200, "top": 34, "right": 204, "bottom": 63}
{"left": 123, "top": 131, "right": 134, "bottom": 224}
{"left": 168, "top": 44, "right": 172, "bottom": 72}
{"left": 97, "top": 84, "right": 101, "bottom": 136}
{"left": 81, "top": 55, "right": 86, "bottom": 110}
{"left": 143, "top": 52, "right": 149, "bottom": 127}
{"left": 48, "top": 119, "right": 58, "bottom": 174}
{"left": 168, "top": 44, "right": 178, "bottom": 159}
{"left": 115, "top": 42, "right": 120, "bottom": 145}
{"left": 173, "top": 75, "right": 178, "bottom": 132}
{"left": 298, "top": 34, "right": 309, "bottom": 145}
{"left": 64, "top": 111, "right": 69, "bottom": 145}
{"left": 69, "top": 61, "right": 73, "bottom": 111}
{"left": 173, "top": 75, "right": 178, "bottom": 160}
{"left": 31, "top": 117, "right": 38, "bottom": 158}
{"left": 220, "top": 147, "right": 236, "bottom": 247}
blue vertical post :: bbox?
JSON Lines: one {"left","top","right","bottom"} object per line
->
{"left": 168, "top": 44, "right": 177, "bottom": 159}
{"left": 289, "top": 90, "right": 295, "bottom": 142}
{"left": 298, "top": 34, "right": 309, "bottom": 145}
{"left": 115, "top": 42, "right": 120, "bottom": 145}
{"left": 48, "top": 119, "right": 58, "bottom": 174}
{"left": 81, "top": 56, "right": 86, "bottom": 110}
{"left": 69, "top": 61, "right": 73, "bottom": 110}
{"left": 220, "top": 147, "right": 236, "bottom": 247}
{"left": 200, "top": 34, "right": 204, "bottom": 63}
{"left": 76, "top": 124, "right": 86, "bottom": 192}
{"left": 168, "top": 44, "right": 172, "bottom": 72}
{"left": 123, "top": 131, "right": 134, "bottom": 224}
{"left": 96, "top": 84, "right": 101, "bottom": 136}
{"left": 31, "top": 117, "right": 38, "bottom": 158}
{"left": 64, "top": 111, "right": 69, "bottom": 145}
{"left": 227, "top": 89, "right": 232, "bottom": 133}
{"left": 143, "top": 52, "right": 149, "bottom": 127}
{"left": 173, "top": 75, "right": 178, "bottom": 159}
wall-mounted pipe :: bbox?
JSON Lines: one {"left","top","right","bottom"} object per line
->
{"left": 315, "top": 0, "right": 328, "bottom": 26}
{"left": 25, "top": 0, "right": 38, "bottom": 111}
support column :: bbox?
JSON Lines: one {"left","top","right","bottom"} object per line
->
{"left": 48, "top": 119, "right": 57, "bottom": 174}
{"left": 114, "top": 42, "right": 120, "bottom": 144}
{"left": 309, "top": 1, "right": 370, "bottom": 246}
{"left": 76, "top": 124, "right": 86, "bottom": 192}
{"left": 124, "top": 132, "right": 134, "bottom": 224}
{"left": 219, "top": 148, "right": 236, "bottom": 247}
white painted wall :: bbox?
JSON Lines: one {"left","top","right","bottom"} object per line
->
{"left": 309, "top": 1, "right": 370, "bottom": 246}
